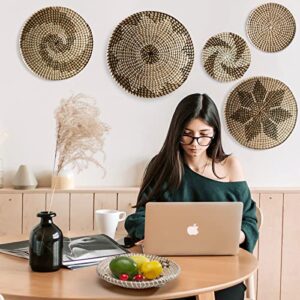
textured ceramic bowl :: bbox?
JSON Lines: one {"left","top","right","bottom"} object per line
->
{"left": 96, "top": 253, "right": 180, "bottom": 289}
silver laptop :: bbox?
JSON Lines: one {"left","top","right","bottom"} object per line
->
{"left": 143, "top": 202, "right": 243, "bottom": 256}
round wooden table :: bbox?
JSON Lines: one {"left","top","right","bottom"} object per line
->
{"left": 0, "top": 245, "right": 257, "bottom": 300}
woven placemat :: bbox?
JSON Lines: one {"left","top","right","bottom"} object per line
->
{"left": 246, "top": 3, "right": 296, "bottom": 52}
{"left": 20, "top": 7, "right": 93, "bottom": 80}
{"left": 225, "top": 77, "right": 297, "bottom": 149}
{"left": 202, "top": 32, "right": 251, "bottom": 82}
{"left": 107, "top": 11, "right": 194, "bottom": 98}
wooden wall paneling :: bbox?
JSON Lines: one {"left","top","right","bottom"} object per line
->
{"left": 70, "top": 193, "right": 93, "bottom": 233}
{"left": 0, "top": 194, "right": 22, "bottom": 235}
{"left": 116, "top": 192, "right": 139, "bottom": 236}
{"left": 281, "top": 193, "right": 300, "bottom": 300}
{"left": 46, "top": 192, "right": 70, "bottom": 233}
{"left": 257, "top": 193, "right": 283, "bottom": 300}
{"left": 94, "top": 193, "right": 117, "bottom": 231}
{"left": 22, "top": 193, "right": 46, "bottom": 235}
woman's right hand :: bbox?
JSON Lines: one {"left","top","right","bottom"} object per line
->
{"left": 135, "top": 239, "right": 144, "bottom": 246}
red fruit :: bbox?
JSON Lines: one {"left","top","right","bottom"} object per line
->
{"left": 119, "top": 274, "right": 129, "bottom": 281}
{"left": 133, "top": 274, "right": 144, "bottom": 281}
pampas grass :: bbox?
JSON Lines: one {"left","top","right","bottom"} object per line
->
{"left": 48, "top": 94, "right": 109, "bottom": 214}
{"left": 43, "top": 94, "right": 110, "bottom": 247}
{"left": 53, "top": 93, "right": 110, "bottom": 176}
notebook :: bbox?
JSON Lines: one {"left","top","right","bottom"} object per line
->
{"left": 0, "top": 234, "right": 128, "bottom": 269}
{"left": 143, "top": 202, "right": 243, "bottom": 256}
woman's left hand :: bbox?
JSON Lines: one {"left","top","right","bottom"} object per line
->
{"left": 239, "top": 231, "right": 245, "bottom": 244}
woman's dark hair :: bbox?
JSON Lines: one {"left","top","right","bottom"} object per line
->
{"left": 136, "top": 93, "right": 229, "bottom": 208}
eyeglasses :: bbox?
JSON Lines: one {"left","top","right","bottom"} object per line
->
{"left": 180, "top": 134, "right": 214, "bottom": 146}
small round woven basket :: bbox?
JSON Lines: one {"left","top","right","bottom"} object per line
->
{"left": 225, "top": 77, "right": 297, "bottom": 149}
{"left": 202, "top": 32, "right": 251, "bottom": 82}
{"left": 246, "top": 3, "right": 296, "bottom": 52}
{"left": 20, "top": 6, "right": 93, "bottom": 80}
{"left": 107, "top": 11, "right": 194, "bottom": 98}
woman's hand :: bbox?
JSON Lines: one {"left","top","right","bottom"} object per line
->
{"left": 135, "top": 239, "right": 144, "bottom": 246}
{"left": 239, "top": 231, "right": 245, "bottom": 244}
{"left": 134, "top": 239, "right": 145, "bottom": 254}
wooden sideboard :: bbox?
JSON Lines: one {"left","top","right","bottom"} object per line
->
{"left": 0, "top": 187, "right": 299, "bottom": 300}
{"left": 0, "top": 187, "right": 139, "bottom": 237}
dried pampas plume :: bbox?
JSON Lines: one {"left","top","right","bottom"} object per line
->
{"left": 53, "top": 94, "right": 110, "bottom": 176}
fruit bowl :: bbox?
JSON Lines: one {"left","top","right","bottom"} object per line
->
{"left": 96, "top": 253, "right": 181, "bottom": 289}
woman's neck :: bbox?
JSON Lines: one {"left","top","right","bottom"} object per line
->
{"left": 184, "top": 152, "right": 210, "bottom": 171}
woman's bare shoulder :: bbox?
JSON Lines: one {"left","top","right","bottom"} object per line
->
{"left": 224, "top": 156, "right": 245, "bottom": 182}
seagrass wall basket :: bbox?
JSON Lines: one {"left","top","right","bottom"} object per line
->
{"left": 225, "top": 77, "right": 297, "bottom": 150}
{"left": 202, "top": 32, "right": 251, "bottom": 82}
{"left": 246, "top": 3, "right": 296, "bottom": 52}
{"left": 20, "top": 7, "right": 93, "bottom": 80}
{"left": 107, "top": 11, "right": 194, "bottom": 98}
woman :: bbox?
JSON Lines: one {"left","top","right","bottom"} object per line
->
{"left": 125, "top": 93, "right": 258, "bottom": 300}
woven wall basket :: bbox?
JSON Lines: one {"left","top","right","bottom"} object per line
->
{"left": 202, "top": 32, "right": 251, "bottom": 82}
{"left": 107, "top": 11, "right": 194, "bottom": 98}
{"left": 246, "top": 3, "right": 296, "bottom": 52}
{"left": 225, "top": 77, "right": 297, "bottom": 149}
{"left": 20, "top": 7, "right": 93, "bottom": 80}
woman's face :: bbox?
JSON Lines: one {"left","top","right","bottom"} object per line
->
{"left": 180, "top": 118, "right": 214, "bottom": 158}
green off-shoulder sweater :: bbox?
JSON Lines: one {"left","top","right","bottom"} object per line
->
{"left": 125, "top": 164, "right": 258, "bottom": 253}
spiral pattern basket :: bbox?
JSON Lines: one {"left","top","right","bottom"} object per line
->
{"left": 202, "top": 32, "right": 251, "bottom": 82}
{"left": 225, "top": 77, "right": 297, "bottom": 149}
{"left": 96, "top": 253, "right": 180, "bottom": 289}
{"left": 20, "top": 7, "right": 93, "bottom": 80}
{"left": 246, "top": 3, "right": 296, "bottom": 52}
{"left": 107, "top": 11, "right": 194, "bottom": 98}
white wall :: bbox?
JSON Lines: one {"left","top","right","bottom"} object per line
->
{"left": 0, "top": 0, "right": 299, "bottom": 188}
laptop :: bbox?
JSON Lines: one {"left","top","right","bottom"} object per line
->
{"left": 143, "top": 202, "right": 243, "bottom": 256}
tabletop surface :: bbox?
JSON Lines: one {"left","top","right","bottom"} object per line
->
{"left": 0, "top": 235, "right": 258, "bottom": 300}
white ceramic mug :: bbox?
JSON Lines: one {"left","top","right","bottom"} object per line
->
{"left": 95, "top": 209, "right": 127, "bottom": 239}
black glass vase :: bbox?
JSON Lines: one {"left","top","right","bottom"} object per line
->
{"left": 29, "top": 211, "right": 63, "bottom": 272}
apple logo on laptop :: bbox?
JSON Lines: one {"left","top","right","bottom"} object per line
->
{"left": 187, "top": 224, "right": 199, "bottom": 236}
